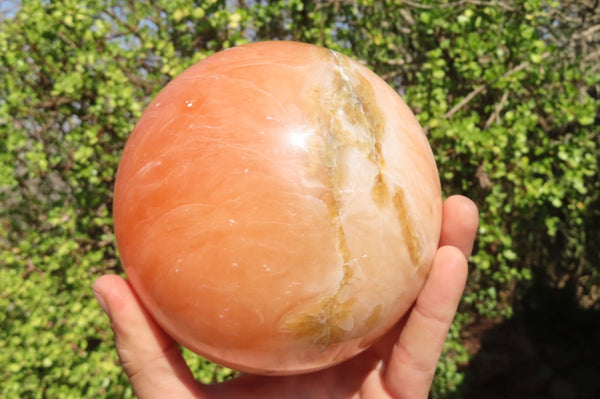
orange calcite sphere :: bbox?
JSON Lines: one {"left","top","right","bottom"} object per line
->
{"left": 113, "top": 41, "right": 442, "bottom": 375}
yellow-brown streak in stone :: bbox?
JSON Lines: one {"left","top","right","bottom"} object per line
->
{"left": 335, "top": 55, "right": 386, "bottom": 164}
{"left": 371, "top": 173, "right": 390, "bottom": 206}
{"left": 374, "top": 142, "right": 384, "bottom": 168}
{"left": 364, "top": 305, "right": 382, "bottom": 330}
{"left": 282, "top": 49, "right": 391, "bottom": 348}
{"left": 393, "top": 188, "right": 422, "bottom": 267}
{"left": 330, "top": 55, "right": 396, "bottom": 212}
{"left": 283, "top": 296, "right": 358, "bottom": 347}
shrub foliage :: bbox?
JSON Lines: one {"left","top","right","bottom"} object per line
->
{"left": 1, "top": 1, "right": 598, "bottom": 397}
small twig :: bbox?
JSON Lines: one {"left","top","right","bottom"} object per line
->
{"left": 583, "top": 48, "right": 600, "bottom": 62}
{"left": 399, "top": 0, "right": 514, "bottom": 11}
{"left": 574, "top": 24, "right": 600, "bottom": 39}
{"left": 38, "top": 96, "right": 72, "bottom": 109}
{"left": 384, "top": 58, "right": 407, "bottom": 66}
{"left": 484, "top": 90, "right": 509, "bottom": 128}
{"left": 463, "top": 0, "right": 515, "bottom": 11}
{"left": 22, "top": 260, "right": 44, "bottom": 279}
{"left": 57, "top": 31, "right": 78, "bottom": 48}
{"left": 399, "top": 8, "right": 415, "bottom": 26}
{"left": 444, "top": 84, "right": 486, "bottom": 119}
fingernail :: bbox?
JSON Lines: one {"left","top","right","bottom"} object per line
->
{"left": 93, "top": 289, "right": 112, "bottom": 320}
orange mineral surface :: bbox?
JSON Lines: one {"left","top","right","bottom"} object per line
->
{"left": 113, "top": 41, "right": 442, "bottom": 375}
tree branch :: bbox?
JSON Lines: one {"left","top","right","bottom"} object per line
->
{"left": 484, "top": 90, "right": 509, "bottom": 128}
{"left": 444, "top": 52, "right": 550, "bottom": 119}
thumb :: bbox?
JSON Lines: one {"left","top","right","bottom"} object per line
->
{"left": 93, "top": 274, "right": 204, "bottom": 399}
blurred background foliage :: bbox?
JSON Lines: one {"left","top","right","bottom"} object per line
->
{"left": 1, "top": 0, "right": 598, "bottom": 397}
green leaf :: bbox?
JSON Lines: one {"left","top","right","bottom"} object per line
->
{"left": 578, "top": 115, "right": 594, "bottom": 126}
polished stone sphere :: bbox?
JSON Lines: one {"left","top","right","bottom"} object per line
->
{"left": 113, "top": 41, "right": 442, "bottom": 375}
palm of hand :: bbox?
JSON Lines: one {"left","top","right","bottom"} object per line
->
{"left": 94, "top": 195, "right": 478, "bottom": 399}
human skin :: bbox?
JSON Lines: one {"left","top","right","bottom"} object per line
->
{"left": 93, "top": 195, "right": 478, "bottom": 399}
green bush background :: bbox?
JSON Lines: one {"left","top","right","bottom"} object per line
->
{"left": 1, "top": 0, "right": 598, "bottom": 397}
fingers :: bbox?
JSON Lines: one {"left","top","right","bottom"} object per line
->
{"left": 383, "top": 246, "right": 468, "bottom": 399}
{"left": 439, "top": 195, "right": 479, "bottom": 258}
{"left": 93, "top": 275, "right": 204, "bottom": 399}
{"left": 381, "top": 196, "right": 477, "bottom": 398}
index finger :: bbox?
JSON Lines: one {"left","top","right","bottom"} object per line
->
{"left": 439, "top": 195, "right": 479, "bottom": 258}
